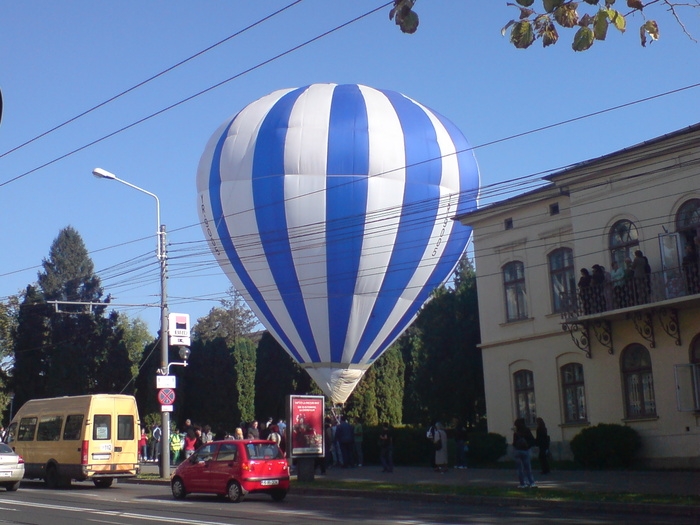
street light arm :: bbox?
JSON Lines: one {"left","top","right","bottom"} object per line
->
{"left": 92, "top": 168, "right": 162, "bottom": 259}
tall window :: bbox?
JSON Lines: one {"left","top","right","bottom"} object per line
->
{"left": 561, "top": 363, "right": 587, "bottom": 423}
{"left": 609, "top": 219, "right": 639, "bottom": 267}
{"left": 514, "top": 370, "right": 536, "bottom": 425}
{"left": 503, "top": 261, "right": 528, "bottom": 321}
{"left": 549, "top": 248, "right": 575, "bottom": 313}
{"left": 621, "top": 344, "right": 656, "bottom": 419}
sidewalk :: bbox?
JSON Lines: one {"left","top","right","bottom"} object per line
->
{"left": 139, "top": 461, "right": 700, "bottom": 496}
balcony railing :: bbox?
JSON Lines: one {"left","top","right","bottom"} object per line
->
{"left": 560, "top": 266, "right": 700, "bottom": 321}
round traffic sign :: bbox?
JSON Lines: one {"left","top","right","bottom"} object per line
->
{"left": 158, "top": 388, "right": 176, "bottom": 405}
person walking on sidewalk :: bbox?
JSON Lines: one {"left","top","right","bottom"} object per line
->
{"left": 433, "top": 422, "right": 448, "bottom": 473}
{"left": 512, "top": 418, "right": 536, "bottom": 488}
{"left": 378, "top": 422, "right": 393, "bottom": 473}
{"left": 535, "top": 417, "right": 551, "bottom": 475}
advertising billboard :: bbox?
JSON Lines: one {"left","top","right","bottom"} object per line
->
{"left": 287, "top": 395, "right": 324, "bottom": 457}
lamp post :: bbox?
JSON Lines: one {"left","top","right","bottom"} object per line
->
{"left": 92, "top": 168, "right": 170, "bottom": 478}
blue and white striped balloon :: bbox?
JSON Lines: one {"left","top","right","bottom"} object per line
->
{"left": 197, "top": 84, "right": 479, "bottom": 404}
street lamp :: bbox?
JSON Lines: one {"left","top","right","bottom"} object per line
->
{"left": 92, "top": 167, "right": 170, "bottom": 478}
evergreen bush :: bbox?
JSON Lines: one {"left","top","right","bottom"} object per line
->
{"left": 570, "top": 423, "right": 641, "bottom": 469}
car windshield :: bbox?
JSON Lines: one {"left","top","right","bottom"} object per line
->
{"left": 245, "top": 443, "right": 283, "bottom": 460}
{"left": 0, "top": 443, "right": 14, "bottom": 454}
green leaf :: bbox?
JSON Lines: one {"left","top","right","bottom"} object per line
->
{"left": 516, "top": 0, "right": 535, "bottom": 6}
{"left": 510, "top": 20, "right": 535, "bottom": 48}
{"left": 543, "top": 0, "right": 565, "bottom": 13}
{"left": 399, "top": 10, "right": 419, "bottom": 34}
{"left": 607, "top": 9, "right": 626, "bottom": 32}
{"left": 534, "top": 14, "right": 559, "bottom": 46}
{"left": 553, "top": 3, "right": 579, "bottom": 28}
{"left": 593, "top": 10, "right": 609, "bottom": 40}
{"left": 572, "top": 26, "right": 595, "bottom": 51}
{"left": 640, "top": 20, "right": 659, "bottom": 46}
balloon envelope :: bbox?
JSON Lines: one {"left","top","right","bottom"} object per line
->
{"left": 197, "top": 84, "right": 479, "bottom": 403}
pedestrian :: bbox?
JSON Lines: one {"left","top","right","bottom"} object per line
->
{"left": 183, "top": 429, "right": 197, "bottom": 458}
{"left": 335, "top": 416, "right": 355, "bottom": 467}
{"left": 535, "top": 417, "right": 551, "bottom": 475}
{"left": 201, "top": 424, "right": 213, "bottom": 444}
{"left": 150, "top": 423, "right": 162, "bottom": 463}
{"left": 433, "top": 422, "right": 448, "bottom": 473}
{"left": 453, "top": 420, "right": 468, "bottom": 469}
{"left": 353, "top": 418, "right": 364, "bottom": 467}
{"left": 378, "top": 422, "right": 394, "bottom": 473}
{"left": 138, "top": 427, "right": 148, "bottom": 462}
{"left": 170, "top": 428, "right": 183, "bottom": 464}
{"left": 512, "top": 418, "right": 536, "bottom": 488}
{"left": 233, "top": 427, "right": 244, "bottom": 440}
{"left": 632, "top": 249, "right": 651, "bottom": 304}
{"left": 247, "top": 420, "right": 260, "bottom": 439}
{"left": 268, "top": 424, "right": 282, "bottom": 446}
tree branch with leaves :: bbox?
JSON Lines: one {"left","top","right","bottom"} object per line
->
{"left": 503, "top": 0, "right": 699, "bottom": 51}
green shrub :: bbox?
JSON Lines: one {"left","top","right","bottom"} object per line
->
{"left": 570, "top": 423, "right": 641, "bottom": 469}
{"left": 465, "top": 432, "right": 508, "bottom": 465}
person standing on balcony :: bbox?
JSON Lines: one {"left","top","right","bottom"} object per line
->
{"left": 610, "top": 261, "right": 625, "bottom": 308}
{"left": 632, "top": 250, "right": 651, "bottom": 304}
{"left": 591, "top": 264, "right": 607, "bottom": 313}
{"left": 578, "top": 268, "right": 592, "bottom": 315}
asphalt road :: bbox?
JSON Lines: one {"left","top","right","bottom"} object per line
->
{"left": 0, "top": 480, "right": 695, "bottom": 525}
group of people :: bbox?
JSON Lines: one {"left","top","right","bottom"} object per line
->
{"left": 578, "top": 250, "right": 653, "bottom": 314}
{"left": 321, "top": 416, "right": 365, "bottom": 473}
{"left": 511, "top": 417, "right": 550, "bottom": 489}
{"left": 426, "top": 420, "right": 469, "bottom": 473}
{"left": 139, "top": 418, "right": 287, "bottom": 465}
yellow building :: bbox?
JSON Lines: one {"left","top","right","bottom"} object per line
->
{"left": 457, "top": 124, "right": 700, "bottom": 468}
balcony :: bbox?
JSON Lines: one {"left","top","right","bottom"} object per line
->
{"left": 559, "top": 267, "right": 700, "bottom": 357}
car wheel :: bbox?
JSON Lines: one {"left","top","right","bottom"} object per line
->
{"left": 270, "top": 489, "right": 287, "bottom": 502}
{"left": 93, "top": 478, "right": 113, "bottom": 488}
{"left": 227, "top": 481, "right": 244, "bottom": 503}
{"left": 5, "top": 481, "right": 20, "bottom": 492}
{"left": 171, "top": 478, "right": 187, "bottom": 500}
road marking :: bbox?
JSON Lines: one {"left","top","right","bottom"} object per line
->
{"left": 0, "top": 500, "right": 239, "bottom": 525}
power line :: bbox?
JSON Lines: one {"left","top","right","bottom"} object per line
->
{"left": 0, "top": 1, "right": 394, "bottom": 189}
{"left": 0, "top": 1, "right": 305, "bottom": 164}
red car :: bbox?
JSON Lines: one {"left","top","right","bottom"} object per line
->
{"left": 171, "top": 440, "right": 289, "bottom": 503}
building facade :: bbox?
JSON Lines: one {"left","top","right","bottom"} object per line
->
{"left": 457, "top": 124, "right": 700, "bottom": 468}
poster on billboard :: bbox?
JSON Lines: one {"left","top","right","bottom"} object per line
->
{"left": 287, "top": 395, "right": 324, "bottom": 458}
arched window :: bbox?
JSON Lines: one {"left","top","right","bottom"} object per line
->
{"left": 676, "top": 199, "right": 700, "bottom": 254}
{"left": 609, "top": 220, "right": 639, "bottom": 268}
{"left": 503, "top": 261, "right": 528, "bottom": 321}
{"left": 561, "top": 363, "right": 587, "bottom": 423}
{"left": 513, "top": 370, "right": 536, "bottom": 425}
{"left": 621, "top": 344, "right": 656, "bottom": 419}
{"left": 549, "top": 248, "right": 575, "bottom": 313}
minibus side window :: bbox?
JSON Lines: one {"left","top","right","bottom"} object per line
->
{"left": 37, "top": 415, "right": 63, "bottom": 441}
{"left": 117, "top": 415, "right": 134, "bottom": 440}
{"left": 5, "top": 422, "right": 17, "bottom": 443}
{"left": 93, "top": 415, "right": 111, "bottom": 440}
{"left": 18, "top": 417, "right": 37, "bottom": 441}
{"left": 63, "top": 415, "right": 84, "bottom": 441}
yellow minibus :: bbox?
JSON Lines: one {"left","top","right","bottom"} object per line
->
{"left": 5, "top": 394, "right": 140, "bottom": 488}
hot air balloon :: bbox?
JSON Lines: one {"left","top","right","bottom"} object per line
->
{"left": 197, "top": 83, "right": 479, "bottom": 404}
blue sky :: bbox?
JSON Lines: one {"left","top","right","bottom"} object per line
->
{"left": 1, "top": 1, "right": 699, "bottom": 334}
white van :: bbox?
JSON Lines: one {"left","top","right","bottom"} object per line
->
{"left": 5, "top": 394, "right": 141, "bottom": 488}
